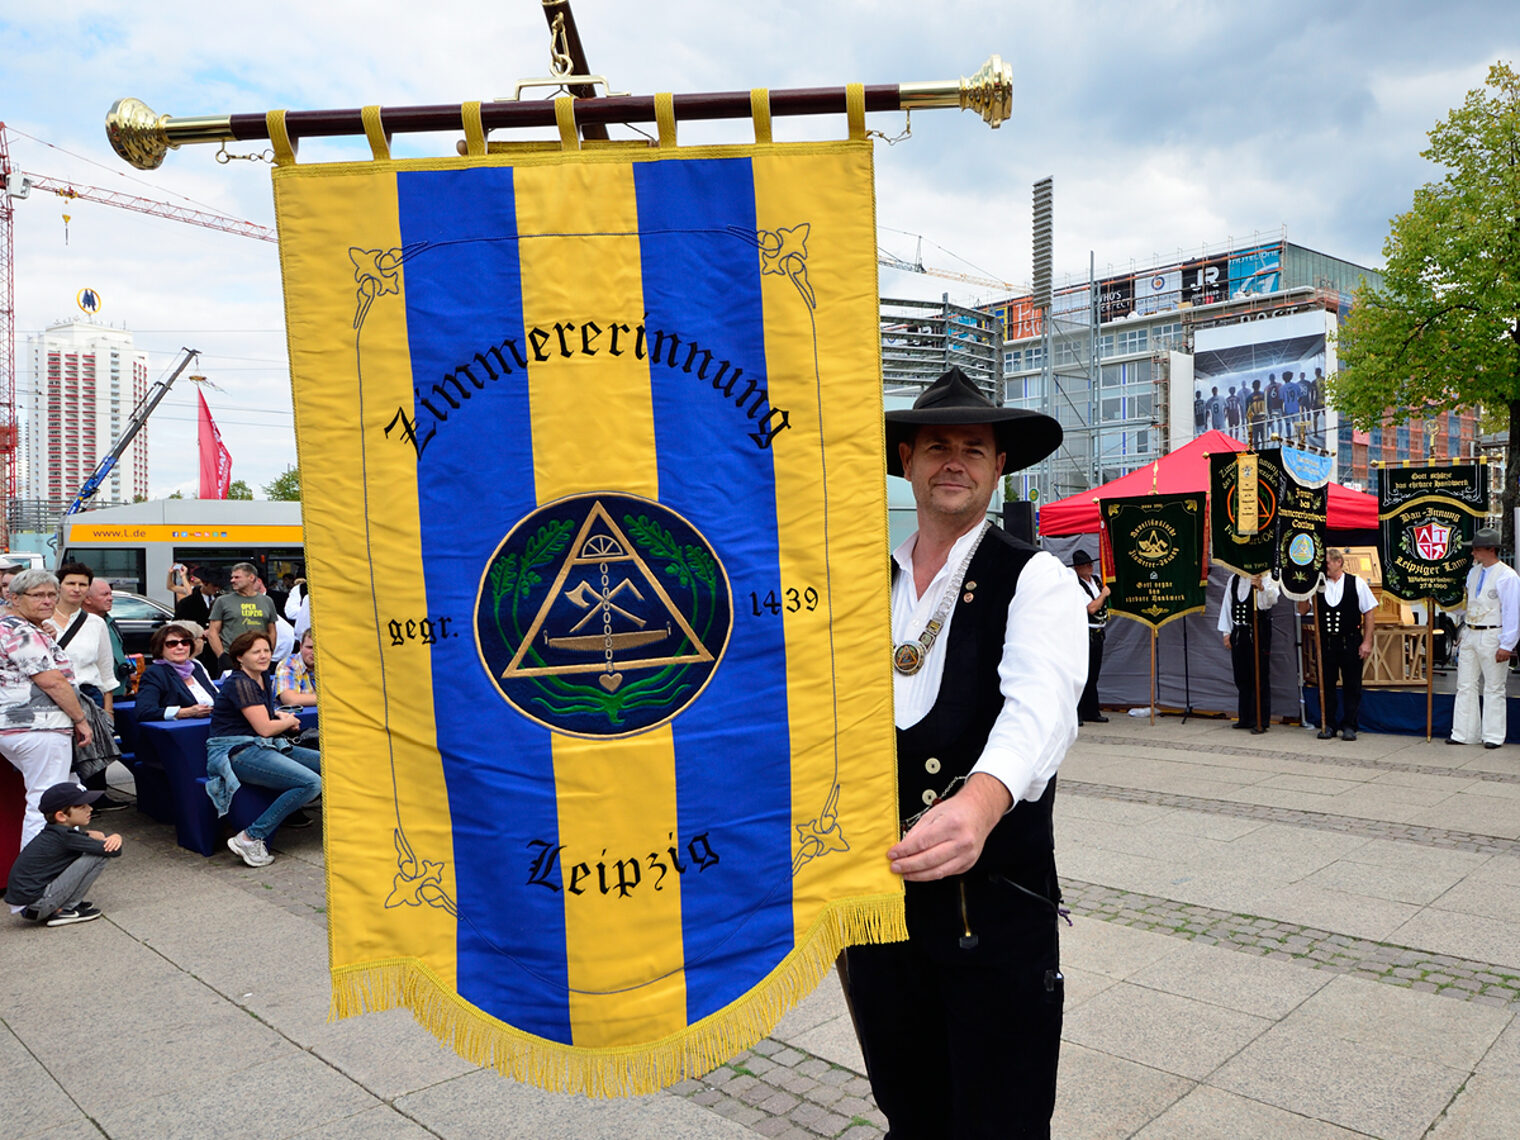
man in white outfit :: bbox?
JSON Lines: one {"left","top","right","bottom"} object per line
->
{"left": 1449, "top": 528, "right": 1519, "bottom": 749}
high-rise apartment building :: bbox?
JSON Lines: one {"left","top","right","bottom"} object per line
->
{"left": 25, "top": 321, "right": 149, "bottom": 506}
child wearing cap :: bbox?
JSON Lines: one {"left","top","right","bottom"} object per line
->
{"left": 4, "top": 782, "right": 123, "bottom": 926}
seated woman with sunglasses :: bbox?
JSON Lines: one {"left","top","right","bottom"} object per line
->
{"left": 206, "top": 630, "right": 321, "bottom": 867}
{"left": 133, "top": 623, "right": 218, "bottom": 721}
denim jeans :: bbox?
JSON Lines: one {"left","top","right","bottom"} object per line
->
{"left": 228, "top": 742, "right": 321, "bottom": 841}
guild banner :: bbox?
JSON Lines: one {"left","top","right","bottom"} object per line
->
{"left": 1273, "top": 446, "right": 1331, "bottom": 601}
{"left": 1099, "top": 493, "right": 1208, "bottom": 628}
{"left": 272, "top": 139, "right": 905, "bottom": 1094}
{"left": 1209, "top": 448, "right": 1283, "bottom": 578}
{"left": 1378, "top": 463, "right": 1487, "bottom": 605}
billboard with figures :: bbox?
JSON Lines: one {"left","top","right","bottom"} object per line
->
{"left": 1191, "top": 310, "right": 1338, "bottom": 452}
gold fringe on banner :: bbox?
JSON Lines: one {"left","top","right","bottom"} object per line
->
{"left": 330, "top": 894, "right": 906, "bottom": 1097}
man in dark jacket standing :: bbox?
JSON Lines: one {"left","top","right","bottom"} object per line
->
{"left": 843, "top": 368, "right": 1086, "bottom": 1138}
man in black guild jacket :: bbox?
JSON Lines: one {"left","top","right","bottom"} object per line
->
{"left": 843, "top": 367, "right": 1086, "bottom": 1138}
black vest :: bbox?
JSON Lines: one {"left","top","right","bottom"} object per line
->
{"left": 1317, "top": 574, "right": 1363, "bottom": 639}
{"left": 1078, "top": 574, "right": 1107, "bottom": 628}
{"left": 893, "top": 528, "right": 1061, "bottom": 957}
{"left": 1229, "top": 576, "right": 1254, "bottom": 627}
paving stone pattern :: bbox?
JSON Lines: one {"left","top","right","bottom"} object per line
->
{"left": 1063, "top": 777, "right": 1520, "bottom": 856}
{"left": 675, "top": 1042, "right": 887, "bottom": 1139}
{"left": 1079, "top": 730, "right": 1520, "bottom": 785}
{"left": 1060, "top": 877, "right": 1520, "bottom": 1011}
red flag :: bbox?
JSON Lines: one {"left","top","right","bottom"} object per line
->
{"left": 197, "top": 389, "right": 233, "bottom": 499}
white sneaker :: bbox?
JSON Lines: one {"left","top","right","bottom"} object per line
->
{"left": 227, "top": 830, "right": 274, "bottom": 867}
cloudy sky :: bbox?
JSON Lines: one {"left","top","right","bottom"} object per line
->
{"left": 1, "top": 0, "right": 1514, "bottom": 498}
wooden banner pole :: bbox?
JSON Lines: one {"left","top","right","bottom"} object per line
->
{"left": 1313, "top": 607, "right": 1328, "bottom": 733}
{"left": 1251, "top": 580, "right": 1263, "bottom": 731}
{"left": 1426, "top": 597, "right": 1435, "bottom": 742}
{"left": 1150, "top": 627, "right": 1157, "bottom": 727}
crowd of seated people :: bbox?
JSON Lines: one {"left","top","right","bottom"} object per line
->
{"left": 3, "top": 559, "right": 324, "bottom": 909}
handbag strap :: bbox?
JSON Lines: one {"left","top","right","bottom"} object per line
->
{"left": 55, "top": 610, "right": 84, "bottom": 650}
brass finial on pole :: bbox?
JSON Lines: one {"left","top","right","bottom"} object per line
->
{"left": 105, "top": 56, "right": 1015, "bottom": 171}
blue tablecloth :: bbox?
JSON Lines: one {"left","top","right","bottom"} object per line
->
{"left": 135, "top": 707, "right": 318, "bottom": 856}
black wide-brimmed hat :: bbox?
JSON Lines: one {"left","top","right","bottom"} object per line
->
{"left": 1070, "top": 549, "right": 1095, "bottom": 567}
{"left": 885, "top": 366, "right": 1062, "bottom": 478}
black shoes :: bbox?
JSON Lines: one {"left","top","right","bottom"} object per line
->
{"left": 1316, "top": 729, "right": 1336, "bottom": 740}
{"left": 1485, "top": 742, "right": 1501, "bottom": 750}
{"left": 1090, "top": 714, "right": 1110, "bottom": 723}
{"left": 45, "top": 907, "right": 101, "bottom": 927}
{"left": 283, "top": 809, "right": 314, "bottom": 829}
{"left": 1446, "top": 738, "right": 1464, "bottom": 746}
{"left": 92, "top": 794, "right": 130, "bottom": 813}
{"left": 1341, "top": 730, "right": 1357, "bottom": 742}
{"left": 1232, "top": 721, "right": 1253, "bottom": 730}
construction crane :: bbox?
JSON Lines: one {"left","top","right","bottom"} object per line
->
{"left": 0, "top": 120, "right": 275, "bottom": 547}
{"left": 877, "top": 232, "right": 1020, "bottom": 294}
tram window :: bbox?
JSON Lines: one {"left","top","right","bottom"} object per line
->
{"left": 60, "top": 548, "right": 146, "bottom": 595}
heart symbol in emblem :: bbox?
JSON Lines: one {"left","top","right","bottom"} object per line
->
{"left": 599, "top": 672, "right": 624, "bottom": 692}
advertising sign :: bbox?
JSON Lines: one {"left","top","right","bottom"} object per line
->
{"left": 1135, "top": 267, "right": 1182, "bottom": 315}
{"left": 1378, "top": 463, "right": 1487, "bottom": 605}
{"left": 1228, "top": 244, "right": 1282, "bottom": 298}
{"left": 1192, "top": 310, "right": 1337, "bottom": 452}
{"left": 1097, "top": 275, "right": 1134, "bottom": 322}
{"left": 1182, "top": 258, "right": 1229, "bottom": 306}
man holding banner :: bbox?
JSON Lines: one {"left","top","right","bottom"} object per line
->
{"left": 1218, "top": 573, "right": 1281, "bottom": 732}
{"left": 845, "top": 367, "right": 1083, "bottom": 1138}
{"left": 1071, "top": 549, "right": 1110, "bottom": 723}
{"left": 1297, "top": 549, "right": 1376, "bottom": 741}
{"left": 1450, "top": 529, "right": 1519, "bottom": 748}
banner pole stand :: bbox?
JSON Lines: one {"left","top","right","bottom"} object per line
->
{"left": 1150, "top": 627, "right": 1157, "bottom": 727}
{"left": 1426, "top": 596, "right": 1435, "bottom": 742}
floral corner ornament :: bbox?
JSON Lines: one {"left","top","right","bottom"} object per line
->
{"left": 793, "top": 782, "right": 849, "bottom": 874}
{"left": 386, "top": 827, "right": 456, "bottom": 914}
{"left": 758, "top": 224, "right": 816, "bottom": 310}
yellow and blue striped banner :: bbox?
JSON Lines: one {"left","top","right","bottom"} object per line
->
{"left": 273, "top": 139, "right": 903, "bottom": 1093}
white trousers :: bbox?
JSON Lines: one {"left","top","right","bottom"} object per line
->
{"left": 0, "top": 730, "right": 74, "bottom": 851}
{"left": 1453, "top": 628, "right": 1508, "bottom": 745}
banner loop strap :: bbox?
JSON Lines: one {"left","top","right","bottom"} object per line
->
{"left": 361, "top": 105, "right": 391, "bottom": 161}
{"left": 461, "top": 101, "right": 486, "bottom": 157}
{"left": 554, "top": 95, "right": 580, "bottom": 151}
{"left": 655, "top": 92, "right": 677, "bottom": 147}
{"left": 266, "top": 110, "right": 296, "bottom": 165}
{"left": 750, "top": 89, "right": 772, "bottom": 144}
{"left": 846, "top": 83, "right": 866, "bottom": 140}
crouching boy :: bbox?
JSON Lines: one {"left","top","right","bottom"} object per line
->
{"left": 4, "top": 782, "right": 123, "bottom": 926}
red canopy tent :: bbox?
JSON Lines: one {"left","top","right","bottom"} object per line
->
{"left": 1038, "top": 429, "right": 1378, "bottom": 536}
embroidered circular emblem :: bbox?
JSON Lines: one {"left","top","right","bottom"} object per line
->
{"left": 1288, "top": 533, "right": 1316, "bottom": 566}
{"left": 475, "top": 493, "right": 732, "bottom": 738}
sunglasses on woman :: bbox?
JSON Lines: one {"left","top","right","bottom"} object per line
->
{"left": 162, "top": 638, "right": 194, "bottom": 648}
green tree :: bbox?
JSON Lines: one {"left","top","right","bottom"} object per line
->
{"left": 166, "top": 490, "right": 185, "bottom": 500}
{"left": 263, "top": 465, "right": 301, "bottom": 501}
{"left": 227, "top": 479, "right": 254, "bottom": 501}
{"left": 1331, "top": 62, "right": 1520, "bottom": 545}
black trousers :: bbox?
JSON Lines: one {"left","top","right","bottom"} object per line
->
{"left": 1230, "top": 622, "right": 1272, "bottom": 727}
{"left": 843, "top": 876, "right": 1063, "bottom": 1139}
{"left": 1321, "top": 634, "right": 1364, "bottom": 731}
{"left": 1078, "top": 629, "right": 1104, "bottom": 721}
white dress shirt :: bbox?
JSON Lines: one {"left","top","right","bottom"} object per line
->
{"left": 1216, "top": 574, "right": 1282, "bottom": 634}
{"left": 891, "top": 526, "right": 1086, "bottom": 805}
{"left": 1460, "top": 560, "right": 1520, "bottom": 652}
{"left": 46, "top": 609, "right": 115, "bottom": 693}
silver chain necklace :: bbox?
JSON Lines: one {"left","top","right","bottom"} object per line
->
{"left": 893, "top": 521, "right": 989, "bottom": 676}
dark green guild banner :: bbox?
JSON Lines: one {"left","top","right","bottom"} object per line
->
{"left": 1378, "top": 463, "right": 1487, "bottom": 605}
{"left": 1100, "top": 492, "right": 1208, "bottom": 629}
{"left": 1209, "top": 448, "right": 1282, "bottom": 578}
{"left": 1273, "top": 446, "right": 1331, "bottom": 602}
